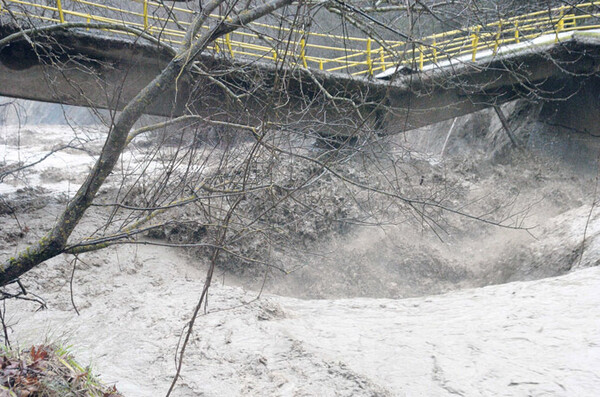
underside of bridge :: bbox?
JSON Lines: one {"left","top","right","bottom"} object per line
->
{"left": 1, "top": 24, "right": 600, "bottom": 137}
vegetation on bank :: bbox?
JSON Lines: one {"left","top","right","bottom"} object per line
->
{"left": 0, "top": 344, "right": 122, "bottom": 397}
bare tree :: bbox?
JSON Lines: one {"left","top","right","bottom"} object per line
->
{"left": 1, "top": 0, "right": 596, "bottom": 284}
{"left": 0, "top": 0, "right": 302, "bottom": 284}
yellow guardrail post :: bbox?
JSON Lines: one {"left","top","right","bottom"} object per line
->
{"left": 555, "top": 10, "right": 564, "bottom": 43}
{"left": 380, "top": 48, "right": 386, "bottom": 71}
{"left": 225, "top": 33, "right": 234, "bottom": 57}
{"left": 272, "top": 49, "right": 277, "bottom": 61}
{"left": 57, "top": 0, "right": 65, "bottom": 23}
{"left": 471, "top": 26, "right": 480, "bottom": 62}
{"left": 493, "top": 21, "right": 502, "bottom": 55}
{"left": 366, "top": 38, "right": 373, "bottom": 75}
{"left": 418, "top": 44, "right": 424, "bottom": 70}
{"left": 432, "top": 39, "right": 438, "bottom": 64}
{"left": 86, "top": 14, "right": 91, "bottom": 30}
{"left": 143, "top": 0, "right": 149, "bottom": 30}
{"left": 300, "top": 38, "right": 308, "bottom": 68}
{"left": 514, "top": 20, "right": 520, "bottom": 43}
{"left": 319, "top": 60, "right": 324, "bottom": 70}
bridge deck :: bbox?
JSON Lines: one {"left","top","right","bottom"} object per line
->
{"left": 1, "top": 2, "right": 600, "bottom": 136}
{"left": 3, "top": 0, "right": 600, "bottom": 77}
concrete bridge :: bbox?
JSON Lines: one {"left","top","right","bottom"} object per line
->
{"left": 1, "top": 2, "right": 600, "bottom": 137}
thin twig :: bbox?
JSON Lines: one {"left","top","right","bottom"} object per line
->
{"left": 69, "top": 257, "right": 80, "bottom": 316}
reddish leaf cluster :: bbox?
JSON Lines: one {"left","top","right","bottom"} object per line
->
{"left": 0, "top": 345, "right": 49, "bottom": 396}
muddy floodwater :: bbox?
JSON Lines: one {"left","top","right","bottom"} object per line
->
{"left": 1, "top": 100, "right": 600, "bottom": 396}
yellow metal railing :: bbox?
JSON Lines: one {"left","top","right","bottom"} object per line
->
{"left": 2, "top": 0, "right": 600, "bottom": 77}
